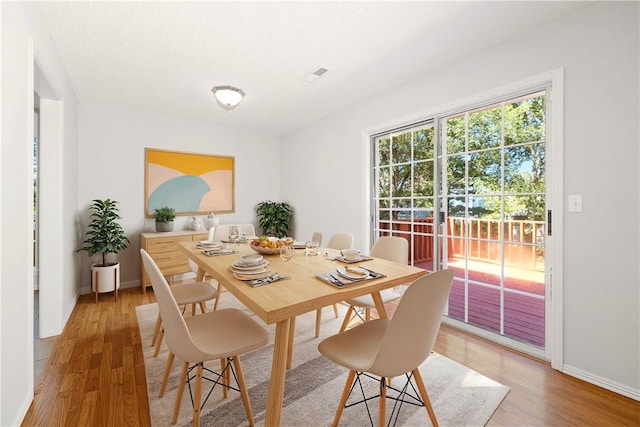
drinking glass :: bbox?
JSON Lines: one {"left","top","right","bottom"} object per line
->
{"left": 305, "top": 241, "right": 319, "bottom": 256}
{"left": 228, "top": 226, "right": 239, "bottom": 244}
{"left": 279, "top": 245, "right": 294, "bottom": 262}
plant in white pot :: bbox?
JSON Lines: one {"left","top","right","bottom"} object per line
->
{"left": 77, "top": 199, "right": 130, "bottom": 302}
{"left": 153, "top": 206, "right": 176, "bottom": 232}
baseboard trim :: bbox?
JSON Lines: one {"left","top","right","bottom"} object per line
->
{"left": 562, "top": 364, "right": 640, "bottom": 401}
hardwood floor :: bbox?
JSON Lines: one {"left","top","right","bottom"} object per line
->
{"left": 22, "top": 287, "right": 639, "bottom": 426}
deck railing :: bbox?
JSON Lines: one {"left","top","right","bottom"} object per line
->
{"left": 379, "top": 216, "right": 545, "bottom": 270}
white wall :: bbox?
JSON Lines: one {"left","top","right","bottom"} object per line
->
{"left": 1, "top": 2, "right": 79, "bottom": 425}
{"left": 2, "top": 2, "right": 637, "bottom": 425}
{"left": 77, "top": 103, "right": 282, "bottom": 288}
{"left": 281, "top": 2, "right": 639, "bottom": 397}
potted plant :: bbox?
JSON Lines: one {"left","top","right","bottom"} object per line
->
{"left": 77, "top": 199, "right": 130, "bottom": 301}
{"left": 153, "top": 206, "right": 176, "bottom": 232}
{"left": 256, "top": 201, "right": 293, "bottom": 238}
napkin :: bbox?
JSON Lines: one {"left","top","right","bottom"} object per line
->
{"left": 201, "top": 248, "right": 236, "bottom": 256}
{"left": 248, "top": 273, "right": 290, "bottom": 287}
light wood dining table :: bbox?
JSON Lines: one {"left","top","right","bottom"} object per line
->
{"left": 178, "top": 241, "right": 426, "bottom": 426}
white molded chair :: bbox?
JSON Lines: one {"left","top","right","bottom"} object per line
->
{"left": 151, "top": 260, "right": 220, "bottom": 357}
{"left": 339, "top": 236, "right": 409, "bottom": 332}
{"left": 326, "top": 232, "right": 354, "bottom": 251}
{"left": 189, "top": 259, "right": 223, "bottom": 311}
{"left": 315, "top": 232, "right": 355, "bottom": 337}
{"left": 312, "top": 231, "right": 323, "bottom": 246}
{"left": 318, "top": 269, "right": 454, "bottom": 427}
{"left": 141, "top": 249, "right": 269, "bottom": 427}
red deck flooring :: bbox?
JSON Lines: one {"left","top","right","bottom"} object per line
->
{"left": 416, "top": 259, "right": 545, "bottom": 348}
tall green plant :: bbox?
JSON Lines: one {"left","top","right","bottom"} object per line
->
{"left": 256, "top": 201, "right": 293, "bottom": 238}
{"left": 77, "top": 199, "right": 130, "bottom": 267}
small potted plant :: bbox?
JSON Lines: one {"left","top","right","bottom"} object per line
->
{"left": 256, "top": 201, "right": 293, "bottom": 238}
{"left": 77, "top": 199, "right": 130, "bottom": 301}
{"left": 154, "top": 206, "right": 176, "bottom": 232}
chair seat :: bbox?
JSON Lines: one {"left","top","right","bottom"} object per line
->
{"left": 343, "top": 288, "right": 402, "bottom": 308}
{"left": 170, "top": 282, "right": 218, "bottom": 306}
{"left": 185, "top": 308, "right": 269, "bottom": 359}
{"left": 319, "top": 318, "right": 391, "bottom": 373}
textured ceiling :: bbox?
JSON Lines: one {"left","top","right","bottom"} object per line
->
{"left": 38, "top": 1, "right": 588, "bottom": 136}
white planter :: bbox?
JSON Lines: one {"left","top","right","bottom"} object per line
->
{"left": 91, "top": 262, "right": 120, "bottom": 302}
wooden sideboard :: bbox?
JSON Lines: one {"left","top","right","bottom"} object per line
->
{"left": 139, "top": 230, "right": 208, "bottom": 292}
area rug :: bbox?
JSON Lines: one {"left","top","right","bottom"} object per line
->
{"left": 136, "top": 293, "right": 509, "bottom": 426}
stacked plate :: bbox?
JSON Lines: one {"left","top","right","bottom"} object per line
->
{"left": 197, "top": 240, "right": 222, "bottom": 248}
{"left": 230, "top": 254, "right": 272, "bottom": 281}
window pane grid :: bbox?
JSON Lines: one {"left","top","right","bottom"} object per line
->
{"left": 372, "top": 89, "right": 547, "bottom": 350}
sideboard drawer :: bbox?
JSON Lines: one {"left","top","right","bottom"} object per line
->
{"left": 150, "top": 250, "right": 188, "bottom": 268}
{"left": 147, "top": 235, "right": 192, "bottom": 254}
{"left": 140, "top": 231, "right": 209, "bottom": 292}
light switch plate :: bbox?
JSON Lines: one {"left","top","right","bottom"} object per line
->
{"left": 568, "top": 194, "right": 582, "bottom": 212}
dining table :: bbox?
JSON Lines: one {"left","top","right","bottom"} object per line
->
{"left": 177, "top": 240, "right": 426, "bottom": 426}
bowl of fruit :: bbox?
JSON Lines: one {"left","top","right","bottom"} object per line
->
{"left": 249, "top": 236, "right": 292, "bottom": 255}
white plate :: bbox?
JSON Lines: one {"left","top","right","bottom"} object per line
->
{"left": 230, "top": 266, "right": 269, "bottom": 275}
{"left": 231, "top": 259, "right": 269, "bottom": 269}
{"left": 199, "top": 240, "right": 221, "bottom": 246}
{"left": 336, "top": 266, "right": 369, "bottom": 280}
{"left": 240, "top": 253, "right": 263, "bottom": 263}
{"left": 230, "top": 262, "right": 269, "bottom": 271}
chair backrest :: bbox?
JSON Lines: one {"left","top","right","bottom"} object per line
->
{"left": 370, "top": 236, "right": 408, "bottom": 265}
{"left": 213, "top": 224, "right": 256, "bottom": 240}
{"left": 140, "top": 249, "right": 204, "bottom": 362}
{"left": 369, "top": 269, "right": 455, "bottom": 378}
{"left": 311, "top": 232, "right": 322, "bottom": 246}
{"left": 326, "top": 232, "right": 354, "bottom": 250}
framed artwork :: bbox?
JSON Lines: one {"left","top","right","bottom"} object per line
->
{"left": 145, "top": 148, "right": 235, "bottom": 217}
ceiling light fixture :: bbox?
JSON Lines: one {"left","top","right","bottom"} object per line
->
{"left": 211, "top": 85, "right": 245, "bottom": 111}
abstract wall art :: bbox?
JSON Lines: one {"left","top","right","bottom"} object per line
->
{"left": 145, "top": 148, "right": 235, "bottom": 216}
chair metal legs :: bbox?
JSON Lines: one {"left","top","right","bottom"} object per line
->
{"left": 339, "top": 306, "right": 371, "bottom": 333}
{"left": 332, "top": 369, "right": 438, "bottom": 427}
{"left": 168, "top": 357, "right": 256, "bottom": 427}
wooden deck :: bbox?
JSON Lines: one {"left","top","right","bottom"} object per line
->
{"left": 416, "top": 259, "right": 545, "bottom": 347}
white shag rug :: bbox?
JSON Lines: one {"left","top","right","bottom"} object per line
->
{"left": 136, "top": 293, "right": 509, "bottom": 427}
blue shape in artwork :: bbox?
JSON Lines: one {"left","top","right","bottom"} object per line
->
{"left": 149, "top": 176, "right": 211, "bottom": 212}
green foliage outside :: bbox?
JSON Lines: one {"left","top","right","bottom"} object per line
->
{"left": 375, "top": 93, "right": 546, "bottom": 222}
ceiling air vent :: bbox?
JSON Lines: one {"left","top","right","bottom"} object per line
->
{"left": 301, "top": 66, "right": 329, "bottom": 83}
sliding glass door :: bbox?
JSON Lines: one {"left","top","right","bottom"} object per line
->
{"left": 371, "top": 90, "right": 547, "bottom": 352}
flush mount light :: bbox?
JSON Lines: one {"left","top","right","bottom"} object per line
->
{"left": 211, "top": 85, "right": 245, "bottom": 111}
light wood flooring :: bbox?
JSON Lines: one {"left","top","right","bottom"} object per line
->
{"left": 22, "top": 287, "right": 639, "bottom": 426}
